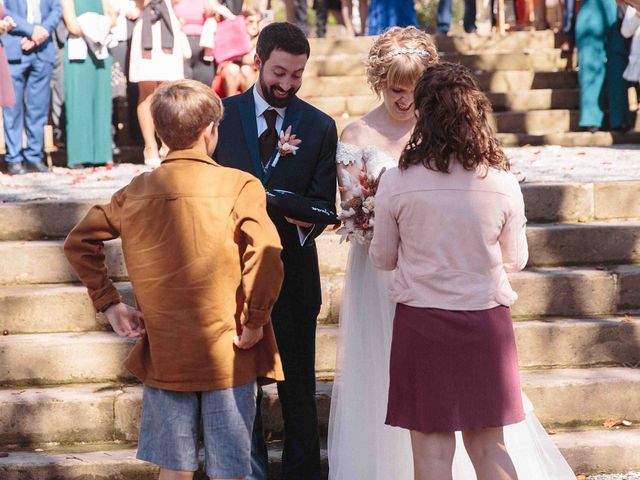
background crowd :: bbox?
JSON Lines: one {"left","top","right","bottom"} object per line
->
{"left": 1, "top": 0, "right": 639, "bottom": 174}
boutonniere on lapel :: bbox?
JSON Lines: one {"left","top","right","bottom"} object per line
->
{"left": 271, "top": 126, "right": 301, "bottom": 168}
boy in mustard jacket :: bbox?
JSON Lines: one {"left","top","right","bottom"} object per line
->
{"left": 64, "top": 80, "right": 284, "bottom": 480}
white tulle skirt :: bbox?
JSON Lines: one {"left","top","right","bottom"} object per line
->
{"left": 327, "top": 243, "right": 576, "bottom": 480}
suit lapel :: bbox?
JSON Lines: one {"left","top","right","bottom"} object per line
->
{"left": 264, "top": 97, "right": 304, "bottom": 185}
{"left": 237, "top": 91, "right": 264, "bottom": 181}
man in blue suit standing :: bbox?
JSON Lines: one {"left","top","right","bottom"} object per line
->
{"left": 215, "top": 22, "right": 337, "bottom": 480}
{"left": 2, "top": 0, "right": 61, "bottom": 174}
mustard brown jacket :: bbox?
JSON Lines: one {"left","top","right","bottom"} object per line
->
{"left": 64, "top": 149, "right": 285, "bottom": 391}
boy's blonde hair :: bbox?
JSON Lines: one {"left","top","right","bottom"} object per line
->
{"left": 151, "top": 80, "right": 224, "bottom": 150}
{"left": 365, "top": 26, "right": 438, "bottom": 96}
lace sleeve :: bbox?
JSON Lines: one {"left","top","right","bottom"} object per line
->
{"left": 336, "top": 142, "right": 366, "bottom": 203}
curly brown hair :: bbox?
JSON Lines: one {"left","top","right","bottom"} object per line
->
{"left": 399, "top": 62, "right": 509, "bottom": 174}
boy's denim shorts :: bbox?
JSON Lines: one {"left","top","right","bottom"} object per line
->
{"left": 136, "top": 380, "right": 257, "bottom": 478}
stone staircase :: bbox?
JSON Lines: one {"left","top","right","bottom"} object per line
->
{"left": 300, "top": 31, "right": 640, "bottom": 147}
{"left": 1, "top": 178, "right": 640, "bottom": 478}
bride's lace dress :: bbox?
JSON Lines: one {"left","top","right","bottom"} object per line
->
{"left": 328, "top": 142, "right": 576, "bottom": 480}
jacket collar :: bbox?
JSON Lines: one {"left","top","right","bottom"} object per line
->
{"left": 163, "top": 149, "right": 220, "bottom": 166}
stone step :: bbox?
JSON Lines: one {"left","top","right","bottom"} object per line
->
{"left": 307, "top": 30, "right": 559, "bottom": 56}
{"left": 2, "top": 220, "right": 639, "bottom": 285}
{"left": 2, "top": 427, "right": 640, "bottom": 478}
{"left": 305, "top": 89, "right": 580, "bottom": 116}
{"left": 1, "top": 318, "right": 639, "bottom": 387}
{"left": 318, "top": 221, "right": 640, "bottom": 271}
{"left": 492, "top": 109, "right": 580, "bottom": 135}
{"left": 1, "top": 368, "right": 638, "bottom": 445}
{"left": 1, "top": 267, "right": 639, "bottom": 328}
{"left": 304, "top": 50, "right": 571, "bottom": 77}
{"left": 2, "top": 182, "right": 638, "bottom": 241}
{"left": 498, "top": 131, "right": 640, "bottom": 147}
{"left": 299, "top": 71, "right": 578, "bottom": 97}
{"left": 525, "top": 221, "right": 640, "bottom": 266}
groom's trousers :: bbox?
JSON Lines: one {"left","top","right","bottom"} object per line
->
{"left": 249, "top": 250, "right": 322, "bottom": 480}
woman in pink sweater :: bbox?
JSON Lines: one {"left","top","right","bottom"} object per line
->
{"left": 370, "top": 62, "right": 529, "bottom": 480}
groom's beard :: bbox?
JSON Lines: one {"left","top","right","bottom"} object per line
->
{"left": 259, "top": 72, "right": 299, "bottom": 108}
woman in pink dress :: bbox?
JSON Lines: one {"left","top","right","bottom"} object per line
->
{"left": 0, "top": 1, "right": 16, "bottom": 107}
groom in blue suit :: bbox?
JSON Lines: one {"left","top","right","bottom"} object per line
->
{"left": 215, "top": 22, "right": 337, "bottom": 480}
{"left": 2, "top": 0, "right": 61, "bottom": 174}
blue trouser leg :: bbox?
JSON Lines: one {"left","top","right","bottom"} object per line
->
{"left": 3, "top": 60, "right": 28, "bottom": 164}
{"left": 436, "top": 0, "right": 452, "bottom": 33}
{"left": 463, "top": 0, "right": 477, "bottom": 33}
{"left": 562, "top": 0, "right": 575, "bottom": 35}
{"left": 23, "top": 56, "right": 52, "bottom": 164}
{"left": 247, "top": 387, "right": 269, "bottom": 480}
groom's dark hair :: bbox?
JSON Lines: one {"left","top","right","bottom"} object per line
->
{"left": 256, "top": 22, "right": 310, "bottom": 63}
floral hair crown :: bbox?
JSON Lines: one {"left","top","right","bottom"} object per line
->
{"left": 384, "top": 48, "right": 430, "bottom": 59}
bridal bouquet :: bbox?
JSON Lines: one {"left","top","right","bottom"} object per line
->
{"left": 336, "top": 168, "right": 385, "bottom": 245}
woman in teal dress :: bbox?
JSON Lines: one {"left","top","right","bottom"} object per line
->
{"left": 575, "top": 0, "right": 630, "bottom": 131}
{"left": 61, "top": 0, "right": 114, "bottom": 166}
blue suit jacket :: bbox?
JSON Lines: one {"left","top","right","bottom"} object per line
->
{"left": 2, "top": 0, "right": 62, "bottom": 63}
{"left": 214, "top": 88, "right": 338, "bottom": 308}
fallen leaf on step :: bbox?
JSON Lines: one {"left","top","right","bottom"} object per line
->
{"left": 622, "top": 315, "right": 635, "bottom": 323}
{"left": 622, "top": 419, "right": 633, "bottom": 426}
{"left": 603, "top": 418, "right": 624, "bottom": 428}
{"left": 34, "top": 449, "right": 43, "bottom": 452}
{"left": 576, "top": 475, "right": 587, "bottom": 480}
{"left": 547, "top": 429, "right": 557, "bottom": 435}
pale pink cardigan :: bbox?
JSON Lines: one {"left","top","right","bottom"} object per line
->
{"left": 369, "top": 161, "right": 528, "bottom": 311}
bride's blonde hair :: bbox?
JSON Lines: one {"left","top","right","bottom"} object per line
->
{"left": 365, "top": 27, "right": 438, "bottom": 97}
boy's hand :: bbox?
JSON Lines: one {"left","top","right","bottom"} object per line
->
{"left": 233, "top": 326, "right": 263, "bottom": 349}
{"left": 104, "top": 303, "right": 145, "bottom": 338}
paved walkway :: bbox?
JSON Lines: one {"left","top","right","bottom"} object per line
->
{"left": 1, "top": 145, "right": 639, "bottom": 203}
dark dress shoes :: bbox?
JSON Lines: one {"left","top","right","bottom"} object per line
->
{"left": 24, "top": 161, "right": 49, "bottom": 173}
{"left": 6, "top": 162, "right": 27, "bottom": 175}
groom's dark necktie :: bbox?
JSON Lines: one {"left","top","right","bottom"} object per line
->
{"left": 259, "top": 109, "right": 278, "bottom": 167}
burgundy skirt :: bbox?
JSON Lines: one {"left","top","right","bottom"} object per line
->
{"left": 386, "top": 303, "right": 525, "bottom": 433}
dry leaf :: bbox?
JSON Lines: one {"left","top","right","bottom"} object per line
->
{"left": 622, "top": 419, "right": 633, "bottom": 426}
{"left": 576, "top": 475, "right": 587, "bottom": 480}
{"left": 547, "top": 429, "right": 557, "bottom": 435}
{"left": 603, "top": 418, "right": 623, "bottom": 428}
{"left": 622, "top": 315, "right": 635, "bottom": 323}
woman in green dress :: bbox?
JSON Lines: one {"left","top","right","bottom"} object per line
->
{"left": 575, "top": 0, "right": 630, "bottom": 131}
{"left": 62, "top": 0, "right": 115, "bottom": 166}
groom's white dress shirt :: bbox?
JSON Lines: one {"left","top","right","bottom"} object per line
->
{"left": 251, "top": 85, "right": 315, "bottom": 246}
{"left": 253, "top": 86, "right": 286, "bottom": 136}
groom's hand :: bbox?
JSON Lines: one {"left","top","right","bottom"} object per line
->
{"left": 285, "top": 217, "right": 313, "bottom": 229}
{"left": 234, "top": 326, "right": 264, "bottom": 349}
{"left": 104, "top": 303, "right": 146, "bottom": 338}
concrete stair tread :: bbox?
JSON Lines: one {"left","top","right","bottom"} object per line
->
{"left": 304, "top": 89, "right": 581, "bottom": 116}
{"left": 305, "top": 50, "right": 572, "bottom": 76}
{"left": 1, "top": 182, "right": 639, "bottom": 243}
{"left": 2, "top": 265, "right": 640, "bottom": 328}
{"left": 307, "top": 30, "right": 559, "bottom": 55}
{"left": 298, "top": 71, "right": 578, "bottom": 97}
{"left": 1, "top": 428, "right": 640, "bottom": 477}
{"left": 1, "top": 317, "right": 639, "bottom": 386}
{"left": 499, "top": 131, "right": 640, "bottom": 146}
{"left": 1, "top": 367, "right": 639, "bottom": 444}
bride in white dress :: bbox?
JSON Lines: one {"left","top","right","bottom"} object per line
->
{"left": 328, "top": 26, "right": 576, "bottom": 480}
